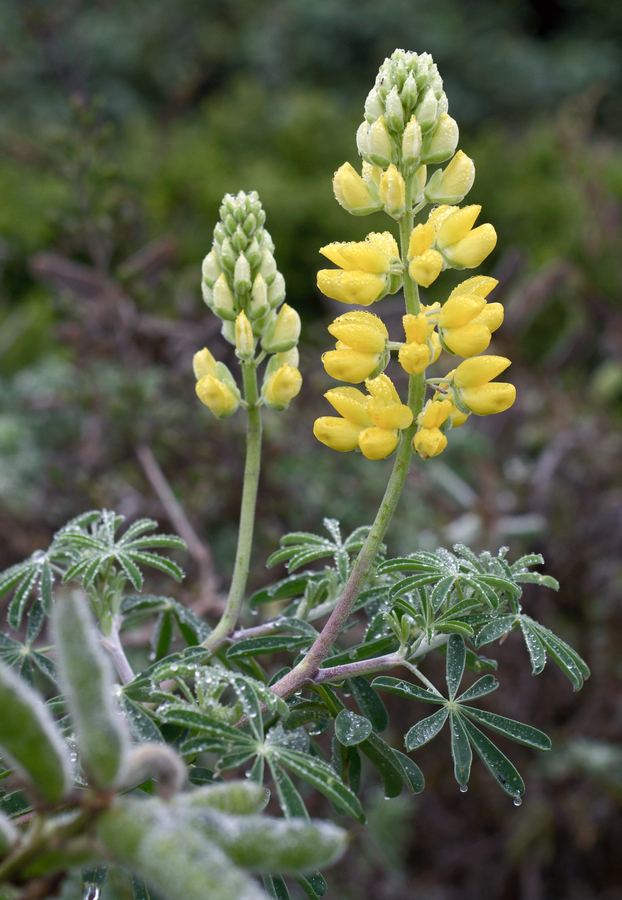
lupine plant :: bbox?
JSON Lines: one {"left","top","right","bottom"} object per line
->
{"left": 0, "top": 50, "right": 588, "bottom": 900}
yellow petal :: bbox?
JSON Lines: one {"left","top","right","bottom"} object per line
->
{"left": 319, "top": 243, "right": 356, "bottom": 270}
{"left": 438, "top": 292, "right": 486, "bottom": 328}
{"left": 379, "top": 165, "right": 406, "bottom": 212}
{"left": 447, "top": 275, "right": 498, "bottom": 301}
{"left": 422, "top": 399, "right": 452, "bottom": 429}
{"left": 402, "top": 313, "right": 429, "bottom": 345}
{"left": 196, "top": 375, "right": 239, "bottom": 418}
{"left": 365, "top": 373, "right": 401, "bottom": 405}
{"left": 414, "top": 427, "right": 448, "bottom": 459}
{"left": 328, "top": 312, "right": 388, "bottom": 353}
{"left": 264, "top": 365, "right": 302, "bottom": 407}
{"left": 324, "top": 386, "right": 372, "bottom": 426}
{"left": 366, "top": 231, "right": 400, "bottom": 262}
{"left": 458, "top": 382, "right": 516, "bottom": 415}
{"left": 358, "top": 426, "right": 399, "bottom": 460}
{"left": 322, "top": 349, "right": 381, "bottom": 383}
{"left": 427, "top": 204, "right": 455, "bottom": 232}
{"left": 193, "top": 348, "right": 218, "bottom": 381}
{"left": 436, "top": 205, "right": 481, "bottom": 249}
{"left": 453, "top": 355, "right": 511, "bottom": 388}
{"left": 333, "top": 162, "right": 378, "bottom": 211}
{"left": 471, "top": 302, "right": 504, "bottom": 333}
{"left": 369, "top": 402, "right": 413, "bottom": 431}
{"left": 409, "top": 250, "right": 443, "bottom": 288}
{"left": 442, "top": 324, "right": 492, "bottom": 357}
{"left": 398, "top": 341, "right": 431, "bottom": 376}
{"left": 445, "top": 224, "right": 497, "bottom": 268}
{"left": 313, "top": 417, "right": 362, "bottom": 451}
{"left": 337, "top": 241, "right": 390, "bottom": 274}
{"left": 408, "top": 223, "right": 435, "bottom": 259}
{"left": 317, "top": 270, "right": 387, "bottom": 306}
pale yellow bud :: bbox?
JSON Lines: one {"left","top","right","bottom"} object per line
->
{"left": 333, "top": 162, "right": 381, "bottom": 214}
{"left": 422, "top": 114, "right": 459, "bottom": 164}
{"left": 212, "top": 273, "right": 237, "bottom": 320}
{"left": 196, "top": 375, "right": 239, "bottom": 418}
{"left": 425, "top": 150, "right": 475, "bottom": 204}
{"left": 379, "top": 165, "right": 406, "bottom": 214}
{"left": 234, "top": 311, "right": 255, "bottom": 360}
{"left": 192, "top": 348, "right": 218, "bottom": 381}
{"left": 402, "top": 116, "right": 423, "bottom": 166}
{"left": 262, "top": 303, "right": 301, "bottom": 353}
{"left": 367, "top": 116, "right": 394, "bottom": 167}
{"left": 264, "top": 365, "right": 302, "bottom": 410}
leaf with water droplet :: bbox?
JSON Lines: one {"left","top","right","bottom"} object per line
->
{"left": 334, "top": 710, "right": 372, "bottom": 746}
{"left": 458, "top": 705, "right": 551, "bottom": 751}
{"left": 461, "top": 716, "right": 525, "bottom": 798}
{"left": 449, "top": 711, "right": 472, "bottom": 787}
{"left": 404, "top": 707, "right": 448, "bottom": 751}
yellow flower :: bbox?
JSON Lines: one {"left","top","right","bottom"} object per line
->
{"left": 379, "top": 165, "right": 406, "bottom": 215}
{"left": 196, "top": 375, "right": 240, "bottom": 418}
{"left": 333, "top": 162, "right": 382, "bottom": 215}
{"left": 323, "top": 311, "right": 388, "bottom": 383}
{"left": 317, "top": 232, "right": 400, "bottom": 306}
{"left": 398, "top": 311, "right": 441, "bottom": 376}
{"left": 234, "top": 311, "right": 255, "bottom": 360}
{"left": 407, "top": 222, "right": 443, "bottom": 288}
{"left": 313, "top": 375, "right": 412, "bottom": 460}
{"left": 413, "top": 399, "right": 452, "bottom": 459}
{"left": 263, "top": 365, "right": 302, "bottom": 411}
{"left": 425, "top": 150, "right": 475, "bottom": 204}
{"left": 451, "top": 355, "right": 516, "bottom": 415}
{"left": 435, "top": 206, "right": 497, "bottom": 269}
{"left": 436, "top": 276, "right": 502, "bottom": 357}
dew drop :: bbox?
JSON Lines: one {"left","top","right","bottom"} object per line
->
{"left": 250, "top": 608, "right": 259, "bottom": 616}
{"left": 513, "top": 796, "right": 522, "bottom": 807}
{"left": 83, "top": 886, "right": 101, "bottom": 900}
{"left": 459, "top": 784, "right": 468, "bottom": 793}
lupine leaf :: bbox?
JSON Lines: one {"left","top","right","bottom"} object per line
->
{"left": 372, "top": 676, "right": 444, "bottom": 703}
{"left": 359, "top": 731, "right": 423, "bottom": 796}
{"left": 405, "top": 707, "right": 449, "bottom": 750}
{"left": 445, "top": 635, "right": 466, "bottom": 700}
{"left": 121, "top": 695, "right": 164, "bottom": 743}
{"left": 226, "top": 635, "right": 312, "bottom": 660}
{"left": 295, "top": 872, "right": 327, "bottom": 900}
{"left": 275, "top": 748, "right": 364, "bottom": 822}
{"left": 449, "top": 711, "right": 472, "bottom": 786}
{"left": 461, "top": 716, "right": 525, "bottom": 797}
{"left": 268, "top": 760, "right": 310, "bottom": 820}
{"left": 263, "top": 875, "right": 290, "bottom": 900}
{"left": 512, "top": 572, "right": 559, "bottom": 589}
{"left": 7, "top": 567, "right": 40, "bottom": 630}
{"left": 475, "top": 615, "right": 516, "bottom": 648}
{"left": 128, "top": 551, "right": 185, "bottom": 582}
{"left": 348, "top": 676, "right": 389, "bottom": 733}
{"left": 334, "top": 709, "right": 372, "bottom": 746}
{"left": 459, "top": 705, "right": 551, "bottom": 750}
{"left": 518, "top": 618, "right": 547, "bottom": 674}
{"left": 456, "top": 674, "right": 498, "bottom": 703}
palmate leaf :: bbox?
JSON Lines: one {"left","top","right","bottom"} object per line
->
{"left": 267, "top": 518, "right": 384, "bottom": 576}
{"left": 271, "top": 747, "right": 364, "bottom": 823}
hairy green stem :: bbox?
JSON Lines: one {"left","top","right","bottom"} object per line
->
{"left": 202, "top": 360, "right": 262, "bottom": 651}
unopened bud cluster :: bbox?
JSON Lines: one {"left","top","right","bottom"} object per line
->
{"left": 314, "top": 50, "right": 516, "bottom": 461}
{"left": 195, "top": 191, "right": 302, "bottom": 418}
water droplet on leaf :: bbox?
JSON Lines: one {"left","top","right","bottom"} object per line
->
{"left": 459, "top": 784, "right": 468, "bottom": 793}
{"left": 513, "top": 796, "right": 522, "bottom": 807}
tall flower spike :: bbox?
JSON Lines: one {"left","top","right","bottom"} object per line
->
{"left": 317, "top": 233, "right": 401, "bottom": 306}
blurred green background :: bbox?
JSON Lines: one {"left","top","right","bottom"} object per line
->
{"left": 1, "top": 1, "right": 622, "bottom": 898}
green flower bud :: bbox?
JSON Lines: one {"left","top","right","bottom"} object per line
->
{"left": 233, "top": 253, "right": 252, "bottom": 296}
{"left": 401, "top": 72, "right": 418, "bottom": 112}
{"left": 259, "top": 247, "right": 277, "bottom": 285}
{"left": 245, "top": 236, "right": 261, "bottom": 268}
{"left": 421, "top": 113, "right": 459, "bottom": 164}
{"left": 224, "top": 214, "right": 237, "bottom": 234}
{"left": 213, "top": 222, "right": 227, "bottom": 245}
{"left": 402, "top": 115, "right": 423, "bottom": 167}
{"left": 232, "top": 225, "right": 248, "bottom": 253}
{"left": 262, "top": 303, "right": 301, "bottom": 353}
{"left": 249, "top": 273, "right": 269, "bottom": 319}
{"left": 415, "top": 86, "right": 438, "bottom": 132}
{"left": 356, "top": 120, "right": 371, "bottom": 160}
{"left": 202, "top": 249, "right": 222, "bottom": 289}
{"left": 212, "top": 273, "right": 237, "bottom": 320}
{"left": 384, "top": 85, "right": 404, "bottom": 131}
{"left": 219, "top": 237, "right": 236, "bottom": 272}
{"left": 364, "top": 88, "right": 383, "bottom": 123}
{"left": 235, "top": 311, "right": 255, "bottom": 360}
{"left": 242, "top": 212, "right": 256, "bottom": 236}
{"left": 267, "top": 271, "right": 286, "bottom": 309}
{"left": 367, "top": 116, "right": 394, "bottom": 167}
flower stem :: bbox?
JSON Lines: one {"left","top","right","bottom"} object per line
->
{"left": 202, "top": 360, "right": 262, "bottom": 651}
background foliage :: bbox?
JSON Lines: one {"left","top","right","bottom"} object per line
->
{"left": 0, "top": 1, "right": 621, "bottom": 897}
